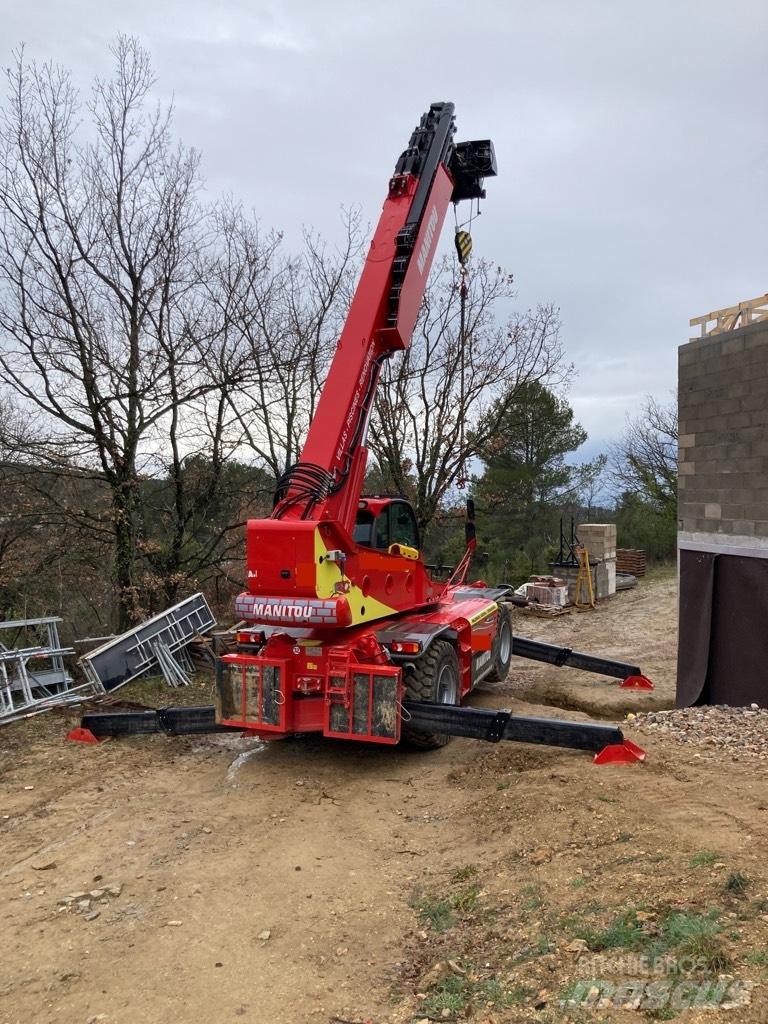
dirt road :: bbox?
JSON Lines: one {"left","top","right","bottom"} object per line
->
{"left": 503, "top": 569, "right": 678, "bottom": 718}
{"left": 2, "top": 574, "right": 768, "bottom": 1023}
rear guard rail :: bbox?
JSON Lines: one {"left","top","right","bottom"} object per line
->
{"left": 74, "top": 702, "right": 643, "bottom": 761}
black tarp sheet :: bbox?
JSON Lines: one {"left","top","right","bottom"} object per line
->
{"left": 677, "top": 549, "right": 768, "bottom": 707}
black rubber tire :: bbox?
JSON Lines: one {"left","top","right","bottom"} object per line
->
{"left": 486, "top": 603, "right": 513, "bottom": 682}
{"left": 402, "top": 639, "right": 460, "bottom": 750}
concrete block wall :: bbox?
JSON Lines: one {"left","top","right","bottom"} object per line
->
{"left": 679, "top": 321, "right": 768, "bottom": 554}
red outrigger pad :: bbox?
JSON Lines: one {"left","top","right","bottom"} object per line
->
{"left": 620, "top": 674, "right": 655, "bottom": 690}
{"left": 593, "top": 739, "right": 646, "bottom": 765}
{"left": 66, "top": 727, "right": 101, "bottom": 744}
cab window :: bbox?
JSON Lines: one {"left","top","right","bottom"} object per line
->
{"left": 374, "top": 510, "right": 390, "bottom": 549}
{"left": 354, "top": 501, "right": 420, "bottom": 551}
{"left": 391, "top": 502, "right": 418, "bottom": 549}
{"left": 353, "top": 510, "right": 374, "bottom": 546}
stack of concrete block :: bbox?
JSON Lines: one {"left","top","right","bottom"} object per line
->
{"left": 577, "top": 523, "right": 617, "bottom": 599}
{"left": 553, "top": 560, "right": 603, "bottom": 604}
{"left": 524, "top": 576, "right": 569, "bottom": 607}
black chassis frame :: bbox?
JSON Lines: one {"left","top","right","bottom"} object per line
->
{"left": 154, "top": 592, "right": 643, "bottom": 754}
{"left": 79, "top": 702, "right": 625, "bottom": 753}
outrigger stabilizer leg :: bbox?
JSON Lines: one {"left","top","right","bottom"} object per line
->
{"left": 511, "top": 636, "right": 654, "bottom": 690}
{"left": 70, "top": 703, "right": 646, "bottom": 764}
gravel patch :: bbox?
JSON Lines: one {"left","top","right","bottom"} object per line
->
{"left": 630, "top": 704, "right": 768, "bottom": 762}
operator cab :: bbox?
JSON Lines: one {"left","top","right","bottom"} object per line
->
{"left": 354, "top": 497, "right": 420, "bottom": 553}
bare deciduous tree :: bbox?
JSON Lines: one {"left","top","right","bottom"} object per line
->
{"left": 609, "top": 395, "right": 678, "bottom": 517}
{"left": 220, "top": 206, "right": 364, "bottom": 478}
{"left": 0, "top": 38, "right": 223, "bottom": 626}
{"left": 0, "top": 36, "right": 585, "bottom": 626}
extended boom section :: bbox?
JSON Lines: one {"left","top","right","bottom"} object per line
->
{"left": 238, "top": 104, "right": 497, "bottom": 638}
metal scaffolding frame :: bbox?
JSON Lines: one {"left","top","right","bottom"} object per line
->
{"left": 79, "top": 593, "right": 216, "bottom": 692}
{"left": 0, "top": 616, "right": 97, "bottom": 724}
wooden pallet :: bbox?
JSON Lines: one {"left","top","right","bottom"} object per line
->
{"left": 616, "top": 548, "right": 646, "bottom": 577}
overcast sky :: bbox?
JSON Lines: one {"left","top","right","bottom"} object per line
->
{"left": 3, "top": 0, "right": 767, "bottom": 454}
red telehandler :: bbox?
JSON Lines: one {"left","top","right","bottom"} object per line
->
{"left": 218, "top": 101, "right": 508, "bottom": 749}
{"left": 80, "top": 103, "right": 648, "bottom": 764}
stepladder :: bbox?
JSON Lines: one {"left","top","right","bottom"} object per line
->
{"left": 574, "top": 546, "right": 596, "bottom": 608}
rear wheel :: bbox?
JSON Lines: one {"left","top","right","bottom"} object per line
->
{"left": 402, "top": 639, "right": 460, "bottom": 750}
{"left": 486, "top": 603, "right": 513, "bottom": 682}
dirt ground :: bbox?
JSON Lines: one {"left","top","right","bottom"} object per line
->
{"left": 504, "top": 570, "right": 678, "bottom": 719}
{"left": 3, "top": 571, "right": 768, "bottom": 1024}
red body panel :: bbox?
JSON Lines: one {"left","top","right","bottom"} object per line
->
{"left": 218, "top": 590, "right": 500, "bottom": 740}
{"left": 242, "top": 519, "right": 441, "bottom": 626}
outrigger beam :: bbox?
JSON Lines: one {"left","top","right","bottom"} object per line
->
{"left": 403, "top": 701, "right": 624, "bottom": 751}
{"left": 512, "top": 636, "right": 652, "bottom": 686}
{"left": 78, "top": 705, "right": 227, "bottom": 738}
{"left": 76, "top": 702, "right": 631, "bottom": 755}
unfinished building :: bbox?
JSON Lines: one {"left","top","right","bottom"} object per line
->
{"left": 677, "top": 293, "right": 768, "bottom": 707}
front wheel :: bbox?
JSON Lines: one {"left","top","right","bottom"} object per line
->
{"left": 402, "top": 639, "right": 460, "bottom": 750}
